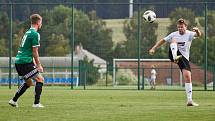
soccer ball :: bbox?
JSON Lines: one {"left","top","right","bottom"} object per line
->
{"left": 143, "top": 10, "right": 156, "bottom": 23}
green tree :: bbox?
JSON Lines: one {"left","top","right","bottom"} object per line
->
{"left": 39, "top": 5, "right": 72, "bottom": 56}
{"left": 0, "top": 12, "right": 9, "bottom": 39}
{"left": 122, "top": 11, "right": 158, "bottom": 58}
{"left": 199, "top": 10, "right": 215, "bottom": 38}
{"left": 207, "top": 37, "right": 215, "bottom": 67}
{"left": 38, "top": 5, "right": 113, "bottom": 60}
{"left": 45, "top": 34, "right": 70, "bottom": 56}
{"left": 80, "top": 56, "right": 100, "bottom": 85}
{"left": 199, "top": 10, "right": 215, "bottom": 67}
{"left": 13, "top": 33, "right": 22, "bottom": 56}
{"left": 76, "top": 10, "right": 113, "bottom": 61}
{"left": 0, "top": 38, "right": 8, "bottom": 56}
{"left": 168, "top": 7, "right": 197, "bottom": 34}
{"left": 190, "top": 39, "right": 204, "bottom": 66}
{"left": 0, "top": 12, "right": 9, "bottom": 57}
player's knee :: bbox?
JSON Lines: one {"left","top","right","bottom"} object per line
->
{"left": 27, "top": 82, "right": 32, "bottom": 87}
{"left": 35, "top": 76, "right": 44, "bottom": 83}
{"left": 184, "top": 75, "right": 189, "bottom": 80}
{"left": 25, "top": 79, "right": 33, "bottom": 86}
{"left": 183, "top": 73, "right": 191, "bottom": 82}
{"left": 38, "top": 77, "right": 44, "bottom": 83}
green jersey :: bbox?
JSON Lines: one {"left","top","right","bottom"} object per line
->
{"left": 15, "top": 27, "right": 40, "bottom": 64}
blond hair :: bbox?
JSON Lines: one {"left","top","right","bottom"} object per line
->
{"left": 30, "top": 14, "right": 42, "bottom": 24}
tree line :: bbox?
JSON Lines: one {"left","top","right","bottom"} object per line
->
{"left": 0, "top": 4, "right": 214, "bottom": 68}
{"left": 1, "top": 0, "right": 215, "bottom": 20}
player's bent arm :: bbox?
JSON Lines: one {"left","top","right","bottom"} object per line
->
{"left": 32, "top": 47, "right": 43, "bottom": 73}
{"left": 33, "top": 58, "right": 36, "bottom": 65}
{"left": 193, "top": 27, "right": 201, "bottom": 37}
{"left": 149, "top": 39, "right": 166, "bottom": 55}
{"left": 32, "top": 47, "right": 41, "bottom": 66}
{"left": 151, "top": 39, "right": 166, "bottom": 50}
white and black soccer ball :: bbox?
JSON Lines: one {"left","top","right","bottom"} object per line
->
{"left": 143, "top": 10, "right": 156, "bottom": 23}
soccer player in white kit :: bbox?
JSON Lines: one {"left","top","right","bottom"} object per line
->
{"left": 149, "top": 18, "right": 201, "bottom": 106}
{"left": 150, "top": 65, "right": 157, "bottom": 90}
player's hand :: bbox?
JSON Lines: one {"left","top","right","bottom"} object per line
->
{"left": 192, "top": 27, "right": 199, "bottom": 32}
{"left": 149, "top": 48, "right": 155, "bottom": 55}
{"left": 37, "top": 64, "right": 44, "bottom": 73}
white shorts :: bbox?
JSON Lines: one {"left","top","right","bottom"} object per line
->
{"left": 150, "top": 77, "right": 156, "bottom": 82}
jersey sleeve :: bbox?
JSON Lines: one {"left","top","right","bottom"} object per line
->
{"left": 188, "top": 31, "right": 196, "bottom": 41}
{"left": 32, "top": 32, "right": 40, "bottom": 47}
{"left": 163, "top": 32, "right": 174, "bottom": 42}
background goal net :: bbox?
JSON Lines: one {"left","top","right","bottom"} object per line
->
{"left": 113, "top": 58, "right": 184, "bottom": 89}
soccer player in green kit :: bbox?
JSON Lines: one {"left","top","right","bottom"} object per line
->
{"left": 9, "top": 14, "right": 45, "bottom": 108}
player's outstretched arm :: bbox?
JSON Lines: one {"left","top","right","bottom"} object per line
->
{"left": 192, "top": 27, "right": 201, "bottom": 37}
{"left": 149, "top": 39, "right": 166, "bottom": 55}
{"left": 33, "top": 47, "right": 43, "bottom": 73}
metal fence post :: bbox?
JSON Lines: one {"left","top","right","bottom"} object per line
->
{"left": 106, "top": 63, "right": 108, "bottom": 87}
{"left": 70, "top": 3, "right": 75, "bottom": 90}
{"left": 79, "top": 60, "right": 82, "bottom": 88}
{"left": 204, "top": 2, "right": 208, "bottom": 90}
{"left": 9, "top": 1, "right": 13, "bottom": 89}
{"left": 137, "top": 3, "right": 141, "bottom": 90}
{"left": 213, "top": 65, "right": 215, "bottom": 91}
{"left": 84, "top": 69, "right": 86, "bottom": 90}
{"left": 141, "top": 68, "right": 144, "bottom": 90}
{"left": 79, "top": 60, "right": 86, "bottom": 90}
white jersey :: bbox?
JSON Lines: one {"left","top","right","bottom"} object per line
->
{"left": 163, "top": 30, "right": 196, "bottom": 60}
{"left": 151, "top": 69, "right": 156, "bottom": 80}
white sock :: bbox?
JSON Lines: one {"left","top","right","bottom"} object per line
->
{"left": 185, "top": 83, "right": 192, "bottom": 102}
{"left": 170, "top": 43, "right": 177, "bottom": 60}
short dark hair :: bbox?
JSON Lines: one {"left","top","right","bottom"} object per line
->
{"left": 177, "top": 18, "right": 187, "bottom": 26}
{"left": 30, "top": 14, "right": 42, "bottom": 24}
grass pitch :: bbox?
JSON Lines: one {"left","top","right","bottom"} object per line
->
{"left": 0, "top": 86, "right": 214, "bottom": 121}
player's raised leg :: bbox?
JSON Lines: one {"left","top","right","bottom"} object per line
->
{"left": 170, "top": 40, "right": 181, "bottom": 63}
